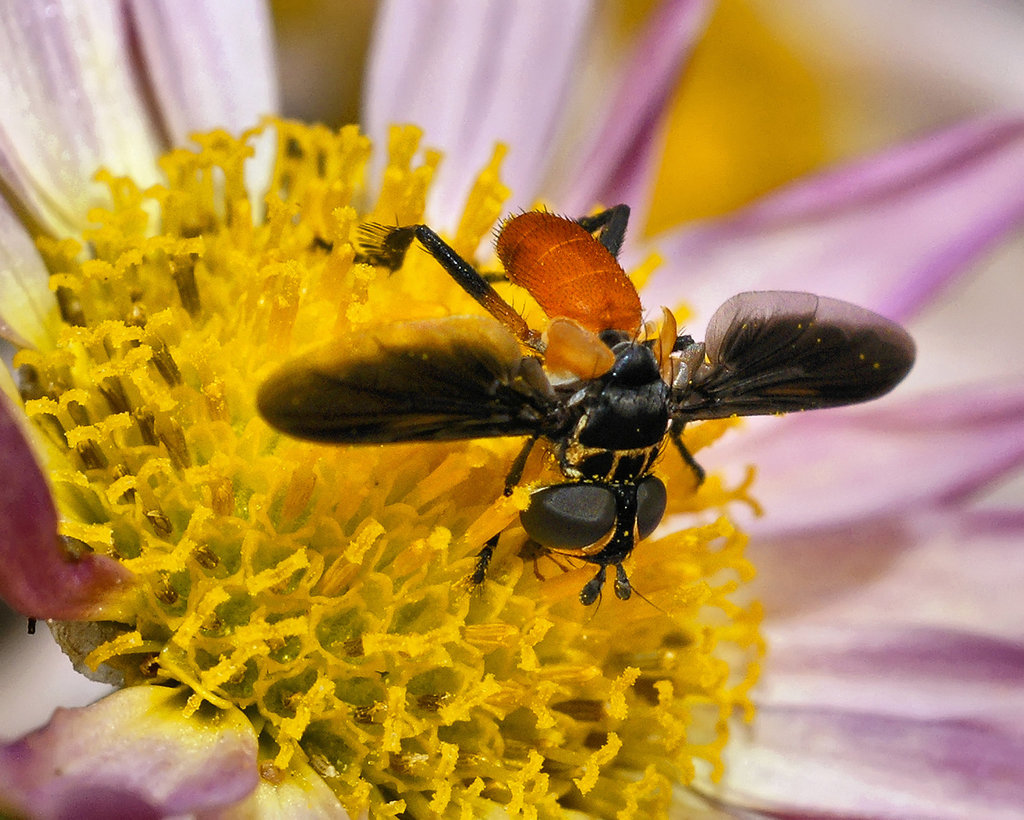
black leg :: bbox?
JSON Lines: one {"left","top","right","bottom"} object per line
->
{"left": 579, "top": 565, "right": 607, "bottom": 606}
{"left": 613, "top": 564, "right": 632, "bottom": 600}
{"left": 504, "top": 434, "right": 539, "bottom": 495}
{"left": 576, "top": 204, "right": 630, "bottom": 259}
{"left": 471, "top": 530, "right": 502, "bottom": 586}
{"left": 358, "top": 222, "right": 539, "bottom": 348}
{"left": 670, "top": 426, "right": 705, "bottom": 486}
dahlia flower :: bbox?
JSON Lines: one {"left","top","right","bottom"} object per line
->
{"left": 1, "top": 2, "right": 1022, "bottom": 818}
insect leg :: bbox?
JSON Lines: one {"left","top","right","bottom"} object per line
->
{"left": 613, "top": 563, "right": 632, "bottom": 600}
{"left": 355, "top": 223, "right": 416, "bottom": 270}
{"left": 579, "top": 565, "right": 607, "bottom": 606}
{"left": 472, "top": 433, "right": 542, "bottom": 586}
{"left": 576, "top": 204, "right": 630, "bottom": 258}
{"left": 359, "top": 222, "right": 539, "bottom": 348}
{"left": 471, "top": 531, "right": 500, "bottom": 586}
{"left": 503, "top": 433, "right": 540, "bottom": 495}
{"left": 670, "top": 426, "right": 706, "bottom": 486}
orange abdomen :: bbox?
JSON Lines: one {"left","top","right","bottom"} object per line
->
{"left": 496, "top": 212, "right": 642, "bottom": 334}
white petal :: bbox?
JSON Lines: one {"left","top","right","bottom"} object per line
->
{"left": 207, "top": 749, "right": 350, "bottom": 819}
{"left": 0, "top": 2, "right": 162, "bottom": 237}
{"left": 0, "top": 686, "right": 259, "bottom": 817}
{"left": 363, "top": 0, "right": 593, "bottom": 227}
{"left": 127, "top": 0, "right": 279, "bottom": 142}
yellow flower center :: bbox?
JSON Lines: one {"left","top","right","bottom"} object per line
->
{"left": 16, "top": 120, "right": 763, "bottom": 818}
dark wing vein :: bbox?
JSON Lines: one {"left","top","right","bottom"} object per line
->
{"left": 673, "top": 291, "right": 915, "bottom": 421}
{"left": 257, "top": 316, "right": 556, "bottom": 443}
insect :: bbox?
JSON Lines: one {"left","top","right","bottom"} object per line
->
{"left": 257, "top": 205, "right": 915, "bottom": 605}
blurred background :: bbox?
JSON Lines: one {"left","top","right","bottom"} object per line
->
{"left": 3, "top": 0, "right": 1023, "bottom": 740}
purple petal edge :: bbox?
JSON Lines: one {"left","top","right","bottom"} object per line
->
{"left": 645, "top": 116, "right": 1024, "bottom": 323}
{"left": 763, "top": 623, "right": 1024, "bottom": 727}
{"left": 557, "top": 0, "right": 713, "bottom": 214}
{"left": 0, "top": 391, "right": 132, "bottom": 619}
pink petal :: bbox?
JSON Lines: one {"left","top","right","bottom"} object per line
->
{"left": 0, "top": 198, "right": 57, "bottom": 348}
{"left": 643, "top": 117, "right": 1024, "bottom": 324}
{"left": 705, "top": 378, "right": 1024, "bottom": 536}
{"left": 707, "top": 706, "right": 1024, "bottom": 819}
{"left": 363, "top": 0, "right": 593, "bottom": 227}
{"left": 554, "top": 0, "right": 713, "bottom": 216}
{"left": 751, "top": 509, "right": 1024, "bottom": 640}
{"left": 0, "top": 686, "right": 258, "bottom": 819}
{"left": 0, "top": 2, "right": 162, "bottom": 237}
{"left": 761, "top": 623, "right": 1024, "bottom": 728}
{"left": 0, "top": 392, "right": 133, "bottom": 619}
{"left": 127, "top": 0, "right": 279, "bottom": 143}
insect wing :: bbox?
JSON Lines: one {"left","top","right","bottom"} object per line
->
{"left": 674, "top": 291, "right": 916, "bottom": 419}
{"left": 257, "top": 316, "right": 555, "bottom": 443}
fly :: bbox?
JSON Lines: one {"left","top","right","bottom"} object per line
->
{"left": 257, "top": 205, "right": 916, "bottom": 604}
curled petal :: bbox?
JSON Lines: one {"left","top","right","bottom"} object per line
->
{"left": 0, "top": 1, "right": 162, "bottom": 236}
{"left": 127, "top": 0, "right": 279, "bottom": 143}
{"left": 0, "top": 686, "right": 258, "bottom": 819}
{"left": 0, "top": 392, "right": 132, "bottom": 619}
{"left": 364, "top": 0, "right": 593, "bottom": 226}
{"left": 705, "top": 705, "right": 1024, "bottom": 819}
{"left": 645, "top": 117, "right": 1024, "bottom": 322}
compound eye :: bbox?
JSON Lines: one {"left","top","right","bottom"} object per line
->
{"left": 636, "top": 476, "right": 667, "bottom": 540}
{"left": 520, "top": 484, "right": 616, "bottom": 549}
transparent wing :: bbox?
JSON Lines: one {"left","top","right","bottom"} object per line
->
{"left": 673, "top": 291, "right": 916, "bottom": 420}
{"left": 257, "top": 316, "right": 556, "bottom": 443}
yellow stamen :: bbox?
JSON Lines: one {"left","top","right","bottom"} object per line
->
{"left": 16, "top": 119, "right": 762, "bottom": 818}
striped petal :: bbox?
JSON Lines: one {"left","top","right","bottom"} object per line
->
{"left": 712, "top": 625, "right": 1024, "bottom": 817}
{"left": 706, "top": 378, "right": 1024, "bottom": 536}
{"left": 0, "top": 2, "right": 162, "bottom": 237}
{"left": 644, "top": 117, "right": 1024, "bottom": 323}
{"left": 127, "top": 0, "right": 279, "bottom": 143}
{"left": 704, "top": 704, "right": 1024, "bottom": 818}
{"left": 554, "top": 0, "right": 712, "bottom": 216}
{"left": 0, "top": 391, "right": 132, "bottom": 619}
{"left": 0, "top": 686, "right": 258, "bottom": 819}
{"left": 761, "top": 624, "right": 1024, "bottom": 727}
{"left": 363, "top": 0, "right": 593, "bottom": 227}
{"left": 751, "top": 510, "right": 1024, "bottom": 640}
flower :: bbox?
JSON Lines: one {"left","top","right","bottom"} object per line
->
{"left": 1, "top": 2, "right": 1023, "bottom": 819}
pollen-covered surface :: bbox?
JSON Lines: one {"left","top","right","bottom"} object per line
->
{"left": 16, "top": 121, "right": 762, "bottom": 819}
